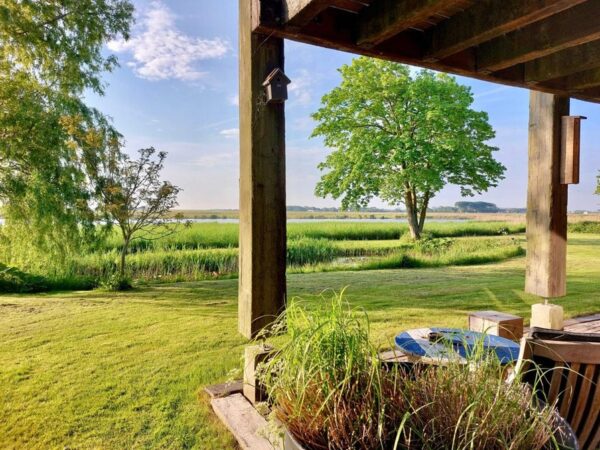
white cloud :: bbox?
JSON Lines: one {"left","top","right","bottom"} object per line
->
{"left": 229, "top": 94, "right": 239, "bottom": 106}
{"left": 220, "top": 128, "right": 240, "bottom": 139}
{"left": 107, "top": 1, "right": 229, "bottom": 81}
{"left": 288, "top": 69, "right": 313, "bottom": 106}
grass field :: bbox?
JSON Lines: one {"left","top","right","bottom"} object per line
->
{"left": 1, "top": 233, "right": 599, "bottom": 449}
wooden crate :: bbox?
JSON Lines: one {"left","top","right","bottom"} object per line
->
{"left": 468, "top": 311, "right": 524, "bottom": 341}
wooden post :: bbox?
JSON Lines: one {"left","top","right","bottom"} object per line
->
{"left": 238, "top": 0, "right": 287, "bottom": 339}
{"left": 525, "top": 91, "right": 570, "bottom": 299}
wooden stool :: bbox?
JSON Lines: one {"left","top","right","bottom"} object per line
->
{"left": 468, "top": 311, "right": 523, "bottom": 341}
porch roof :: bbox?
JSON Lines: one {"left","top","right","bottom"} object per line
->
{"left": 254, "top": 0, "right": 600, "bottom": 103}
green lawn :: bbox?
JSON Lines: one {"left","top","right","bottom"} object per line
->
{"left": 1, "top": 234, "right": 599, "bottom": 449}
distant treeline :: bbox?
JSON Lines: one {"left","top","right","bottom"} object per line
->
{"left": 287, "top": 203, "right": 527, "bottom": 214}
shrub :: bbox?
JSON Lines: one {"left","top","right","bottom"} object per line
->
{"left": 0, "top": 264, "right": 48, "bottom": 293}
{"left": 101, "top": 273, "right": 133, "bottom": 291}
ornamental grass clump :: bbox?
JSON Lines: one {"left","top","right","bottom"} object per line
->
{"left": 259, "top": 291, "right": 406, "bottom": 449}
{"left": 395, "top": 354, "right": 559, "bottom": 449}
{"left": 259, "top": 294, "right": 563, "bottom": 450}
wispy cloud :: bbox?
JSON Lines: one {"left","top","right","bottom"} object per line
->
{"left": 289, "top": 69, "right": 313, "bottom": 106}
{"left": 107, "top": 0, "right": 229, "bottom": 81}
{"left": 228, "top": 94, "right": 239, "bottom": 106}
{"left": 220, "top": 128, "right": 240, "bottom": 139}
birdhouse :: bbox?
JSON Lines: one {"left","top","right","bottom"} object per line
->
{"left": 262, "top": 68, "right": 291, "bottom": 104}
{"left": 561, "top": 115, "right": 586, "bottom": 185}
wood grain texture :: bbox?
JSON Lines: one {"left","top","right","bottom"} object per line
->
{"left": 357, "top": 0, "right": 464, "bottom": 48}
{"left": 239, "top": 0, "right": 287, "bottom": 339}
{"left": 477, "top": 1, "right": 600, "bottom": 73}
{"left": 211, "top": 394, "right": 276, "bottom": 450}
{"left": 560, "top": 116, "right": 582, "bottom": 185}
{"left": 426, "top": 0, "right": 585, "bottom": 61}
{"left": 525, "top": 91, "right": 569, "bottom": 299}
{"left": 519, "top": 337, "right": 600, "bottom": 449}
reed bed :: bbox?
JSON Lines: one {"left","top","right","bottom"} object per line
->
{"left": 69, "top": 237, "right": 523, "bottom": 283}
{"left": 99, "top": 221, "right": 525, "bottom": 252}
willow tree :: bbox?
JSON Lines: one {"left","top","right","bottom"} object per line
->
{"left": 0, "top": 1, "right": 133, "bottom": 269}
{"left": 313, "top": 58, "right": 506, "bottom": 239}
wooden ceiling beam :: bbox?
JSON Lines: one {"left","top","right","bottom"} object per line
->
{"left": 425, "top": 0, "right": 586, "bottom": 62}
{"left": 525, "top": 39, "right": 600, "bottom": 84}
{"left": 282, "top": 0, "right": 369, "bottom": 29}
{"left": 357, "top": 0, "right": 464, "bottom": 49}
{"left": 547, "top": 67, "right": 600, "bottom": 92}
{"left": 478, "top": 1, "right": 600, "bottom": 73}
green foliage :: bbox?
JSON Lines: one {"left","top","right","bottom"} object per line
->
{"left": 97, "top": 147, "right": 181, "bottom": 277}
{"left": 100, "top": 273, "right": 132, "bottom": 292}
{"left": 312, "top": 58, "right": 505, "bottom": 238}
{"left": 0, "top": 264, "right": 48, "bottom": 293}
{"left": 569, "top": 221, "right": 600, "bottom": 234}
{"left": 0, "top": 0, "right": 133, "bottom": 269}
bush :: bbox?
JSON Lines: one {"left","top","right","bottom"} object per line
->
{"left": 101, "top": 273, "right": 133, "bottom": 291}
{"left": 0, "top": 265, "right": 48, "bottom": 293}
{"left": 568, "top": 221, "right": 600, "bottom": 234}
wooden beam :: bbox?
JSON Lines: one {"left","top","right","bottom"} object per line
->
{"left": 239, "top": 0, "right": 287, "bottom": 339}
{"left": 281, "top": 0, "right": 368, "bottom": 29}
{"left": 525, "top": 40, "right": 600, "bottom": 84}
{"left": 357, "top": 0, "right": 463, "bottom": 48}
{"left": 478, "top": 1, "right": 600, "bottom": 73}
{"left": 426, "top": 0, "right": 586, "bottom": 62}
{"left": 552, "top": 67, "right": 600, "bottom": 92}
{"left": 525, "top": 91, "right": 570, "bottom": 299}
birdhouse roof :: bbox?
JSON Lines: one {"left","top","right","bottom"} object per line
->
{"left": 262, "top": 68, "right": 291, "bottom": 86}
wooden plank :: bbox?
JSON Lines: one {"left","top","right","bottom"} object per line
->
{"left": 477, "top": 1, "right": 600, "bottom": 73}
{"left": 204, "top": 380, "right": 243, "bottom": 399}
{"left": 468, "top": 310, "right": 523, "bottom": 341}
{"left": 551, "top": 67, "right": 600, "bottom": 92}
{"left": 525, "top": 91, "right": 569, "bottom": 299}
{"left": 357, "top": 0, "right": 464, "bottom": 48}
{"left": 239, "top": 0, "right": 287, "bottom": 339}
{"left": 560, "top": 116, "right": 583, "bottom": 185}
{"left": 211, "top": 394, "right": 275, "bottom": 450}
{"left": 525, "top": 39, "right": 600, "bottom": 84}
{"left": 425, "top": 0, "right": 584, "bottom": 61}
{"left": 569, "top": 364, "right": 596, "bottom": 431}
{"left": 282, "top": 0, "right": 368, "bottom": 29}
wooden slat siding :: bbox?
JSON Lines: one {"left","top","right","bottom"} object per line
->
{"left": 425, "top": 0, "right": 585, "bottom": 62}
{"left": 239, "top": 0, "right": 287, "bottom": 339}
{"left": 477, "top": 1, "right": 600, "bottom": 73}
{"left": 357, "top": 0, "right": 465, "bottom": 48}
{"left": 569, "top": 364, "right": 596, "bottom": 432}
{"left": 525, "top": 39, "right": 600, "bottom": 84}
{"left": 525, "top": 92, "right": 569, "bottom": 299}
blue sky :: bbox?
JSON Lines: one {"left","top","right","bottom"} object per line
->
{"left": 88, "top": 0, "right": 600, "bottom": 211}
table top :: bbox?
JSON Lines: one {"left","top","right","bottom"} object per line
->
{"left": 395, "top": 327, "right": 521, "bottom": 365}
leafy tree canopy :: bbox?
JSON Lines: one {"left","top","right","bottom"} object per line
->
{"left": 313, "top": 58, "right": 506, "bottom": 239}
{"left": 0, "top": 1, "right": 133, "bottom": 269}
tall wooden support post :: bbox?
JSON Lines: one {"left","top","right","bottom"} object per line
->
{"left": 238, "top": 0, "right": 287, "bottom": 339}
{"left": 525, "top": 91, "right": 570, "bottom": 299}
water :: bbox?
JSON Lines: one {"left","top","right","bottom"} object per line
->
{"left": 181, "top": 218, "right": 467, "bottom": 224}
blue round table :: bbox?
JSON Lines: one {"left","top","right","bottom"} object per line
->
{"left": 394, "top": 327, "right": 521, "bottom": 365}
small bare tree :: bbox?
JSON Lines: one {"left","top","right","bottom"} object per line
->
{"left": 98, "top": 147, "right": 181, "bottom": 279}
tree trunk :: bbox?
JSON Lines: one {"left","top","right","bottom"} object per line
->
{"left": 418, "top": 192, "right": 431, "bottom": 234}
{"left": 404, "top": 192, "right": 421, "bottom": 240}
{"left": 120, "top": 239, "right": 129, "bottom": 278}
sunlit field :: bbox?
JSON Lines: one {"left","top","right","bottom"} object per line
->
{"left": 1, "top": 233, "right": 599, "bottom": 449}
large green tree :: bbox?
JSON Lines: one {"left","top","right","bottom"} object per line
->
{"left": 0, "top": 1, "right": 133, "bottom": 269}
{"left": 313, "top": 58, "right": 506, "bottom": 239}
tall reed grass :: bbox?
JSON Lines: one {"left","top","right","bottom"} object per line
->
{"left": 99, "top": 221, "right": 525, "bottom": 252}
